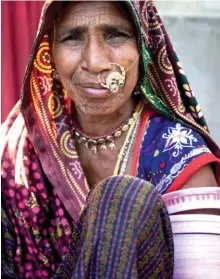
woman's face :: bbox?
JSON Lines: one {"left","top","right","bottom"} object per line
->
{"left": 52, "top": 1, "right": 139, "bottom": 115}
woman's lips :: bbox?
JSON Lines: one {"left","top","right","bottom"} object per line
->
{"left": 77, "top": 84, "right": 110, "bottom": 98}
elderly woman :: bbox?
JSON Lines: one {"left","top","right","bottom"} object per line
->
{"left": 1, "top": 0, "right": 220, "bottom": 278}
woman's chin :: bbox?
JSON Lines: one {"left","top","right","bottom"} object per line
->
{"left": 74, "top": 101, "right": 121, "bottom": 117}
{"left": 70, "top": 87, "right": 129, "bottom": 116}
{"left": 84, "top": 105, "right": 115, "bottom": 116}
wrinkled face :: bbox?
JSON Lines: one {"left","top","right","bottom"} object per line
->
{"left": 52, "top": 1, "right": 139, "bottom": 115}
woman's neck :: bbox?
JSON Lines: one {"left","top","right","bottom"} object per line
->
{"left": 74, "top": 97, "right": 137, "bottom": 137}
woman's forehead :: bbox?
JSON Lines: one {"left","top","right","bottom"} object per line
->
{"left": 58, "top": 1, "right": 134, "bottom": 29}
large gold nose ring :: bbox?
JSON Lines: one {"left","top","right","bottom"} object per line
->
{"left": 97, "top": 63, "right": 126, "bottom": 93}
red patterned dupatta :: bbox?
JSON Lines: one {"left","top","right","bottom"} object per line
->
{"left": 21, "top": 35, "right": 90, "bottom": 222}
{"left": 2, "top": 0, "right": 220, "bottom": 225}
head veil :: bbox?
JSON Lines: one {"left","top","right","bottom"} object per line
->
{"left": 3, "top": 0, "right": 220, "bottom": 223}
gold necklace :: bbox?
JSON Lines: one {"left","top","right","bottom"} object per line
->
{"left": 73, "top": 103, "right": 142, "bottom": 154}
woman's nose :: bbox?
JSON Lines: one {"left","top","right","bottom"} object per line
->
{"left": 81, "top": 36, "right": 112, "bottom": 74}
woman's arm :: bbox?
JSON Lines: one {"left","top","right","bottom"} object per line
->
{"left": 180, "top": 164, "right": 220, "bottom": 215}
{"left": 181, "top": 164, "right": 217, "bottom": 189}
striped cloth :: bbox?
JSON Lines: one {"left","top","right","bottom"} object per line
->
{"left": 54, "top": 175, "right": 174, "bottom": 279}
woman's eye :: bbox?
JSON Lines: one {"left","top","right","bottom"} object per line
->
{"left": 108, "top": 32, "right": 128, "bottom": 39}
{"left": 61, "top": 34, "right": 82, "bottom": 43}
{"left": 107, "top": 32, "right": 130, "bottom": 44}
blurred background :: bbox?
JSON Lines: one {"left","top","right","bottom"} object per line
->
{"left": 1, "top": 1, "right": 43, "bottom": 122}
{"left": 1, "top": 0, "right": 220, "bottom": 144}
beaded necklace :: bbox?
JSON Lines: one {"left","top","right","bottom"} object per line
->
{"left": 73, "top": 102, "right": 142, "bottom": 154}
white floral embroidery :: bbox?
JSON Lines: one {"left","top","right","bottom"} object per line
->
{"left": 156, "top": 146, "right": 211, "bottom": 193}
{"left": 162, "top": 123, "right": 197, "bottom": 157}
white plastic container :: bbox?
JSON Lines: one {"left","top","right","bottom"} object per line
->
{"left": 163, "top": 187, "right": 220, "bottom": 279}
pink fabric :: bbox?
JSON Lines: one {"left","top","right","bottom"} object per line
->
{"left": 1, "top": 1, "right": 43, "bottom": 122}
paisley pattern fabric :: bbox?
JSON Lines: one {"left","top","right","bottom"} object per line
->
{"left": 1, "top": 0, "right": 220, "bottom": 278}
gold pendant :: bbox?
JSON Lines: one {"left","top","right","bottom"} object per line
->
{"left": 91, "top": 145, "right": 97, "bottom": 154}
{"left": 114, "top": 130, "right": 122, "bottom": 138}
{"left": 109, "top": 142, "right": 116, "bottom": 150}
{"left": 100, "top": 144, "right": 107, "bottom": 151}
{"left": 84, "top": 142, "right": 89, "bottom": 148}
